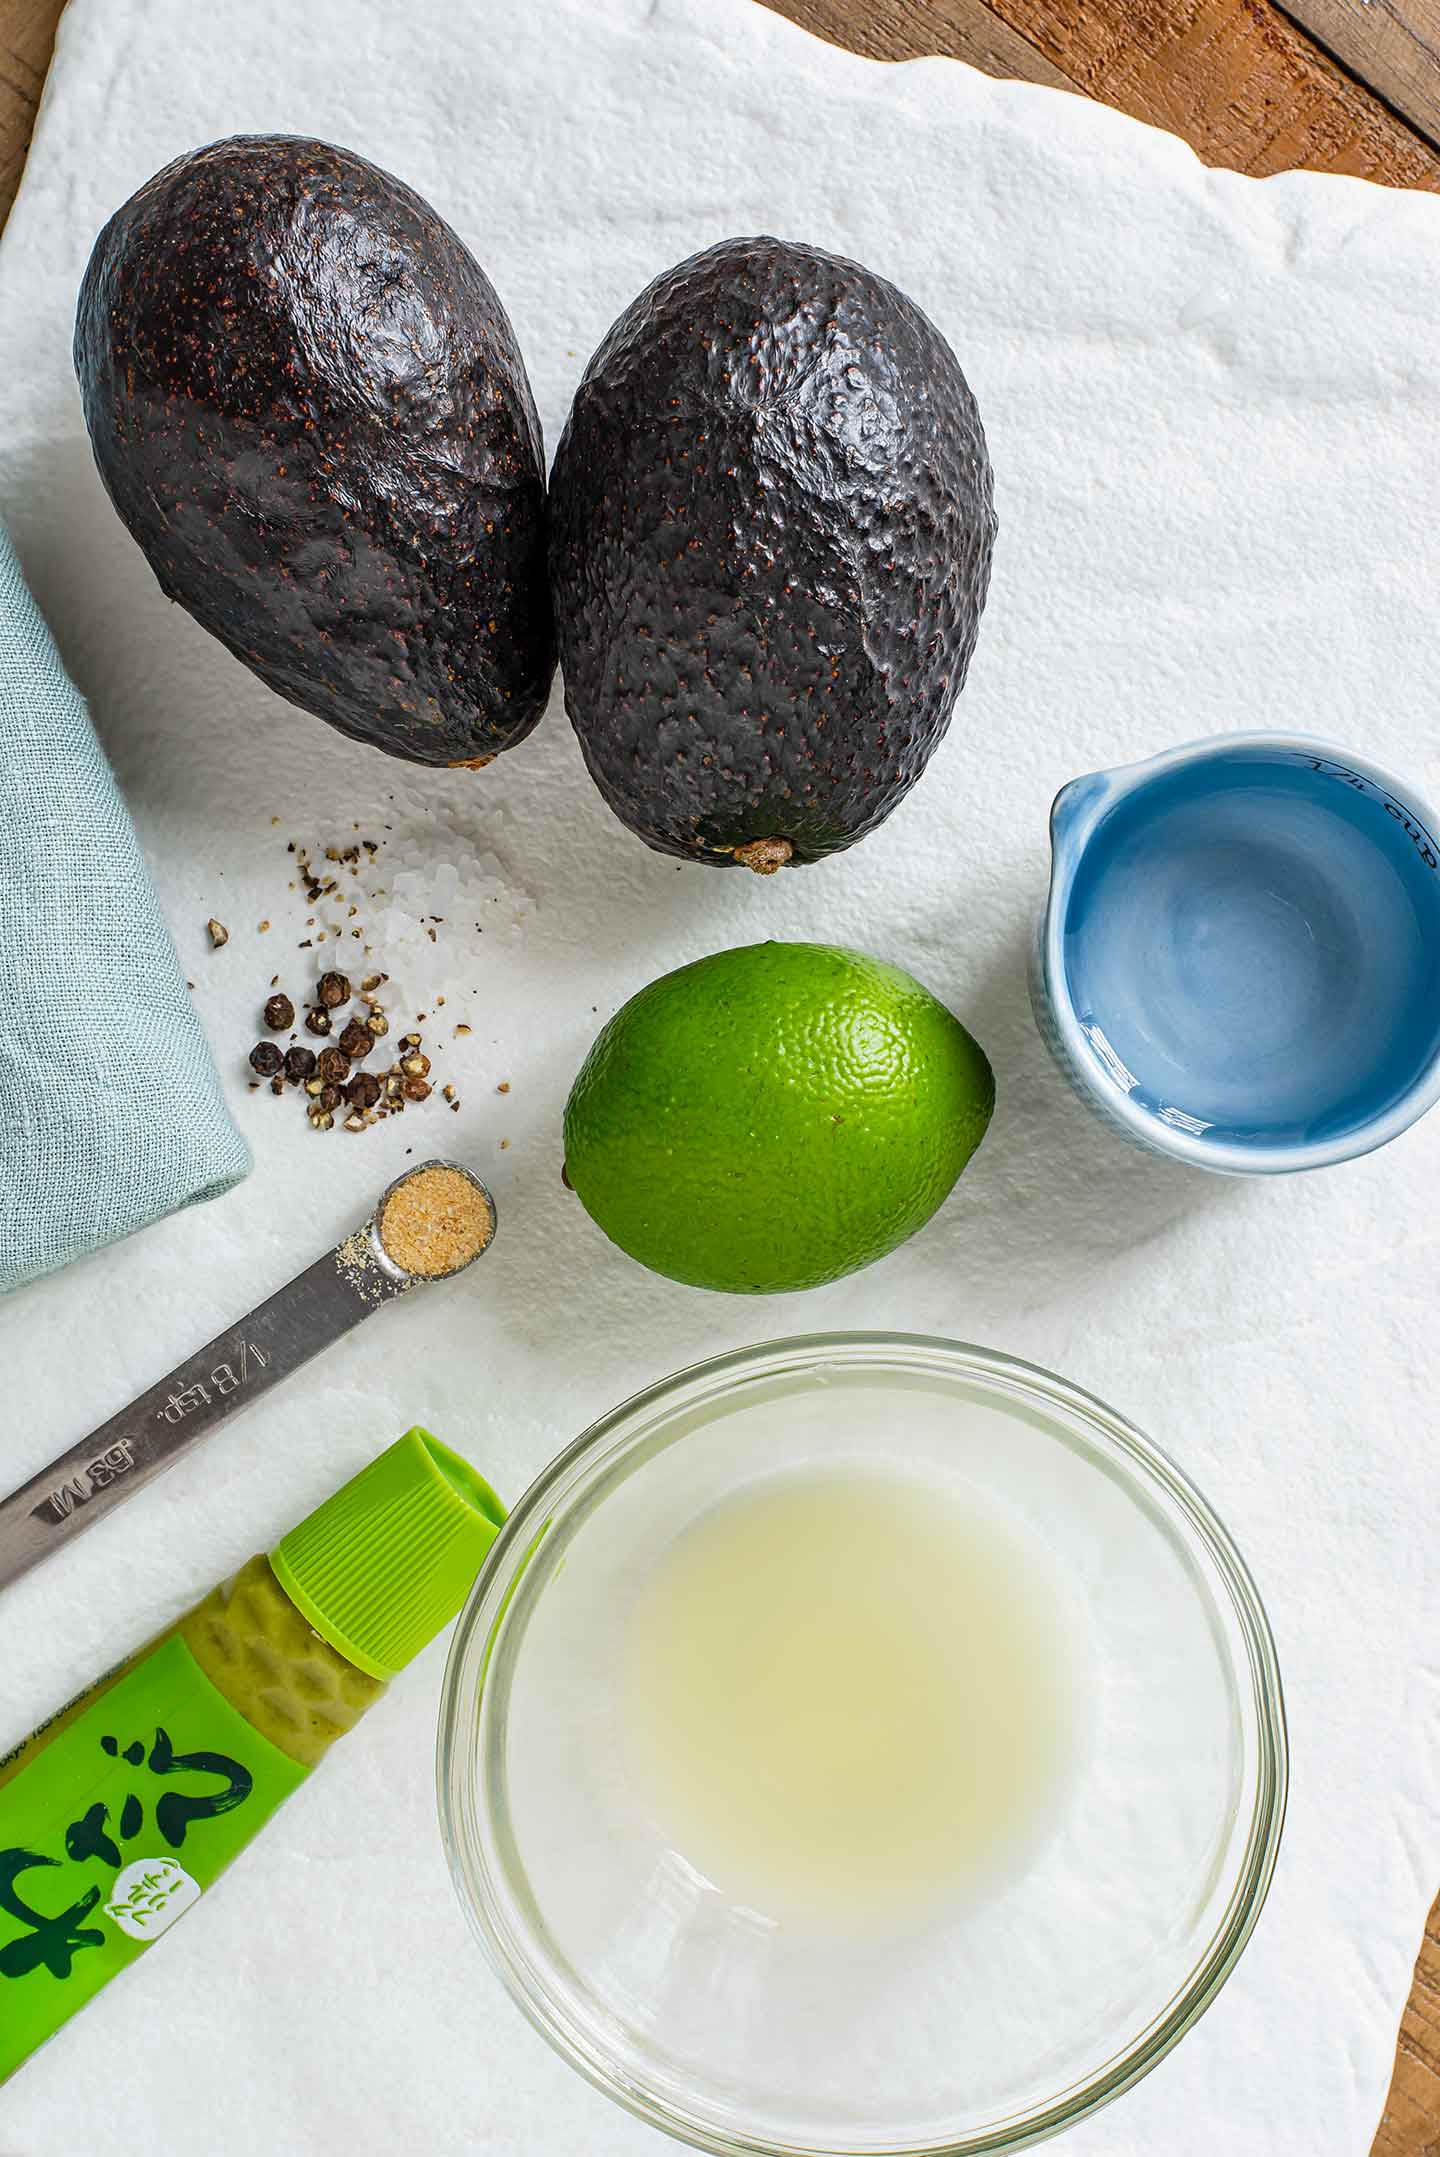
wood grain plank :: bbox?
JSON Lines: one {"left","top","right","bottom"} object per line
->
{"left": 1375, "top": 1912, "right": 1440, "bottom": 2155}
{"left": 1278, "top": 0, "right": 1440, "bottom": 153}
{"left": 758, "top": 0, "right": 1072, "bottom": 84}
{"left": 982, "top": 0, "right": 1440, "bottom": 181}
{"left": 765, "top": 0, "right": 1440, "bottom": 184}
{"left": 0, "top": 0, "right": 60, "bottom": 226}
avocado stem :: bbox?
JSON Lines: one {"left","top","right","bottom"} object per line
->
{"left": 733, "top": 838, "right": 794, "bottom": 876}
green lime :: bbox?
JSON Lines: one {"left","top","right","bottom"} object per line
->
{"left": 563, "top": 941, "right": 994, "bottom": 1294}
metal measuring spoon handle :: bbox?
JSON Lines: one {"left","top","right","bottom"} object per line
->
{"left": 0, "top": 1161, "right": 496, "bottom": 1593}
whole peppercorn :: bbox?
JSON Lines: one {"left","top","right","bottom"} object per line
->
{"left": 248, "top": 1040, "right": 284, "bottom": 1077}
{"left": 316, "top": 969, "right": 351, "bottom": 1009}
{"left": 337, "top": 1018, "right": 373, "bottom": 1061}
{"left": 344, "top": 1070, "right": 383, "bottom": 1111}
{"left": 304, "top": 1005, "right": 332, "bottom": 1038}
{"left": 283, "top": 1044, "right": 317, "bottom": 1085}
{"left": 315, "top": 1045, "right": 351, "bottom": 1086}
{"left": 263, "top": 991, "right": 296, "bottom": 1031}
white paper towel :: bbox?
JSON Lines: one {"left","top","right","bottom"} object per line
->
{"left": 0, "top": 1, "right": 1436, "bottom": 2150}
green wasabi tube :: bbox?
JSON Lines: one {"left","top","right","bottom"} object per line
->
{"left": 0, "top": 1428, "right": 504, "bottom": 2084}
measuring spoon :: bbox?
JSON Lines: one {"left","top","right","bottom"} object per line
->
{"left": 0, "top": 1159, "right": 496, "bottom": 1592}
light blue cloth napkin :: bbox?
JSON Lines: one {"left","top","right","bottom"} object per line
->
{"left": 0, "top": 521, "right": 249, "bottom": 1292}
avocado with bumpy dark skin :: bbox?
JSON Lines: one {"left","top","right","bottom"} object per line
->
{"left": 74, "top": 136, "right": 554, "bottom": 767}
{"left": 549, "top": 237, "right": 996, "bottom": 870}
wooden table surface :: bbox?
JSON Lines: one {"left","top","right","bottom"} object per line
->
{"left": 1, "top": 0, "right": 1437, "bottom": 2145}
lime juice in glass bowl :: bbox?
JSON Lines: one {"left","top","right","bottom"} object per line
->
{"left": 621, "top": 1459, "right": 1086, "bottom": 1931}
{"left": 439, "top": 1335, "right": 1286, "bottom": 2157}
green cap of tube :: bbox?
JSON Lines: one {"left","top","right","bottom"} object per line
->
{"left": 270, "top": 1427, "right": 506, "bottom": 1681}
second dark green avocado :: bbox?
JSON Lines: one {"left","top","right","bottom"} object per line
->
{"left": 549, "top": 237, "right": 996, "bottom": 870}
{"left": 74, "top": 136, "right": 555, "bottom": 768}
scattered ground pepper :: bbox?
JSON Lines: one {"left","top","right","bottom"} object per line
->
{"left": 207, "top": 919, "right": 229, "bottom": 948}
{"left": 378, "top": 1166, "right": 493, "bottom": 1277}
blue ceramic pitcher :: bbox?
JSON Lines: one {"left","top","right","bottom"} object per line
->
{"left": 1032, "top": 733, "right": 1440, "bottom": 1174}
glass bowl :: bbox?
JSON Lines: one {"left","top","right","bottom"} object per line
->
{"left": 438, "top": 1334, "right": 1287, "bottom": 2155}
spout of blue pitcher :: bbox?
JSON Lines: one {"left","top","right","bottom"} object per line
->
{"left": 1048, "top": 768, "right": 1116, "bottom": 871}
